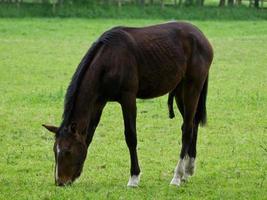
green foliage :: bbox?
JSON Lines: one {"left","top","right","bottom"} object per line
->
{"left": 0, "top": 18, "right": 267, "bottom": 199}
{"left": 0, "top": 3, "right": 266, "bottom": 20}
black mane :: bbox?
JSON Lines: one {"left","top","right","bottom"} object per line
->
{"left": 61, "top": 40, "right": 102, "bottom": 126}
{"left": 61, "top": 27, "right": 134, "bottom": 127}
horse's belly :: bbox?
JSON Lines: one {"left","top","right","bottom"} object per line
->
{"left": 137, "top": 88, "right": 176, "bottom": 99}
{"left": 136, "top": 70, "right": 183, "bottom": 99}
{"left": 135, "top": 45, "right": 186, "bottom": 99}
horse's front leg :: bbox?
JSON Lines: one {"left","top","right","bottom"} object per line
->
{"left": 86, "top": 101, "right": 106, "bottom": 146}
{"left": 120, "top": 92, "right": 141, "bottom": 187}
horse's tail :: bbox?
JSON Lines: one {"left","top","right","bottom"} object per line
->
{"left": 167, "top": 75, "right": 209, "bottom": 126}
{"left": 168, "top": 90, "right": 176, "bottom": 119}
{"left": 195, "top": 75, "right": 209, "bottom": 126}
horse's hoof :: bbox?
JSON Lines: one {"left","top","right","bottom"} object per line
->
{"left": 170, "top": 178, "right": 181, "bottom": 186}
{"left": 127, "top": 175, "right": 140, "bottom": 187}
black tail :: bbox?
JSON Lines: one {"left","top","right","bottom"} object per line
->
{"left": 195, "top": 75, "right": 209, "bottom": 126}
{"left": 168, "top": 75, "right": 209, "bottom": 126}
{"left": 168, "top": 90, "right": 176, "bottom": 119}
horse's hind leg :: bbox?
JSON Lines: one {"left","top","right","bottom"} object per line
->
{"left": 171, "top": 82, "right": 196, "bottom": 181}
{"left": 174, "top": 83, "right": 195, "bottom": 181}
{"left": 120, "top": 92, "right": 141, "bottom": 187}
{"left": 183, "top": 75, "right": 209, "bottom": 180}
{"left": 184, "top": 124, "right": 198, "bottom": 179}
{"left": 170, "top": 78, "right": 204, "bottom": 186}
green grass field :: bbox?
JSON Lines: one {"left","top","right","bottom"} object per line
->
{"left": 0, "top": 18, "right": 266, "bottom": 199}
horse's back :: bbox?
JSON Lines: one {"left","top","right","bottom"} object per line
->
{"left": 98, "top": 22, "right": 213, "bottom": 99}
{"left": 121, "top": 22, "right": 212, "bottom": 99}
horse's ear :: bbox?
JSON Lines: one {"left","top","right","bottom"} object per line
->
{"left": 42, "top": 124, "right": 59, "bottom": 134}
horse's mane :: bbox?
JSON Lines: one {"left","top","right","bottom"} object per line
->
{"left": 61, "top": 27, "right": 136, "bottom": 127}
{"left": 61, "top": 41, "right": 102, "bottom": 126}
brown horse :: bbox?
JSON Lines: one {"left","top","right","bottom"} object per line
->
{"left": 43, "top": 21, "right": 213, "bottom": 187}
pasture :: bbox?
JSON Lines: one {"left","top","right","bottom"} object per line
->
{"left": 0, "top": 18, "right": 266, "bottom": 199}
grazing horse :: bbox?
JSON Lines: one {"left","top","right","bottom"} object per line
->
{"left": 43, "top": 21, "right": 213, "bottom": 187}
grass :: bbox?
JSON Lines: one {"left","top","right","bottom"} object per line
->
{"left": 0, "top": 18, "right": 266, "bottom": 199}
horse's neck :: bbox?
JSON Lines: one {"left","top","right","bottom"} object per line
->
{"left": 70, "top": 70, "right": 99, "bottom": 132}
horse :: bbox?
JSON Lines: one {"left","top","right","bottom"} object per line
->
{"left": 42, "top": 21, "right": 213, "bottom": 187}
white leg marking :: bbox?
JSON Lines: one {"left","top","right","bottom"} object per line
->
{"left": 127, "top": 174, "right": 140, "bottom": 187}
{"left": 182, "top": 157, "right": 196, "bottom": 181}
{"left": 170, "top": 158, "right": 185, "bottom": 186}
{"left": 186, "top": 157, "right": 195, "bottom": 176}
{"left": 182, "top": 156, "right": 190, "bottom": 181}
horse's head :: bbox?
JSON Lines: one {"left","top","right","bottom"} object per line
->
{"left": 42, "top": 123, "right": 87, "bottom": 186}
